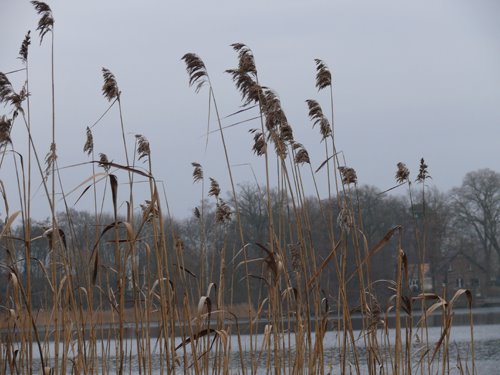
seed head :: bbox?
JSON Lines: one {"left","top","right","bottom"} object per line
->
{"left": 135, "top": 134, "right": 150, "bottom": 162}
{"left": 98, "top": 153, "right": 111, "bottom": 172}
{"left": 216, "top": 199, "right": 232, "bottom": 224}
{"left": 396, "top": 162, "right": 410, "bottom": 183}
{"left": 18, "top": 31, "right": 31, "bottom": 63}
{"left": 191, "top": 162, "right": 203, "bottom": 183}
{"left": 338, "top": 166, "right": 357, "bottom": 185}
{"left": 306, "top": 99, "right": 331, "bottom": 139}
{"left": 101, "top": 68, "right": 120, "bottom": 101}
{"left": 416, "top": 158, "right": 431, "bottom": 183}
{"left": 181, "top": 53, "right": 208, "bottom": 93}
{"left": 314, "top": 59, "right": 332, "bottom": 91}
{"left": 0, "top": 116, "right": 12, "bottom": 147}
{"left": 193, "top": 206, "right": 201, "bottom": 219}
{"left": 208, "top": 178, "right": 220, "bottom": 198}
{"left": 83, "top": 127, "right": 93, "bottom": 156}
{"left": 31, "top": 1, "right": 53, "bottom": 44}
{"left": 294, "top": 145, "right": 310, "bottom": 165}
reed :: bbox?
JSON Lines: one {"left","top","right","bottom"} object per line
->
{"left": 0, "top": 6, "right": 477, "bottom": 375}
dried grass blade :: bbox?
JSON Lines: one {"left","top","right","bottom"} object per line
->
{"left": 315, "top": 155, "right": 334, "bottom": 173}
{"left": 449, "top": 288, "right": 472, "bottom": 308}
{"left": 91, "top": 160, "right": 152, "bottom": 178}
{"left": 0, "top": 211, "right": 21, "bottom": 238}
{"left": 174, "top": 328, "right": 218, "bottom": 351}
{"left": 65, "top": 172, "right": 108, "bottom": 198}
{"left": 109, "top": 174, "right": 118, "bottom": 219}
{"left": 174, "top": 264, "right": 197, "bottom": 279}
{"left": 307, "top": 240, "right": 342, "bottom": 290}
{"left": 73, "top": 185, "right": 92, "bottom": 206}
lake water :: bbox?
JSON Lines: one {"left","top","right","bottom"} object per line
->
{"left": 17, "top": 324, "right": 500, "bottom": 373}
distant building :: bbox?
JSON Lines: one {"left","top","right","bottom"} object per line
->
{"left": 439, "top": 251, "right": 500, "bottom": 306}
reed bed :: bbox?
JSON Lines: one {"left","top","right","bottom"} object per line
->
{"left": 0, "top": 3, "right": 475, "bottom": 374}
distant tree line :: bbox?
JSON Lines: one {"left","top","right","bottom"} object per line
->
{"left": 1, "top": 168, "right": 499, "bottom": 310}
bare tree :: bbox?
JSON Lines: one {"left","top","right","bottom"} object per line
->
{"left": 450, "top": 168, "right": 500, "bottom": 287}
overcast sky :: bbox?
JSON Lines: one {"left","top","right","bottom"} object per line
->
{"left": 1, "top": 0, "right": 500, "bottom": 221}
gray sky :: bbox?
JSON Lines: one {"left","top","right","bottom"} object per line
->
{"left": 1, "top": 0, "right": 500, "bottom": 220}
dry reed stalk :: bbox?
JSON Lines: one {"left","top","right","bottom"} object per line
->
{"left": 0, "top": 13, "right": 480, "bottom": 371}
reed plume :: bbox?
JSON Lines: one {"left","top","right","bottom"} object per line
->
{"left": 216, "top": 199, "right": 232, "bottom": 224}
{"left": 396, "top": 162, "right": 410, "bottom": 183}
{"left": 83, "top": 126, "right": 93, "bottom": 156}
{"left": 293, "top": 143, "right": 310, "bottom": 165}
{"left": 231, "top": 43, "right": 257, "bottom": 75}
{"left": 194, "top": 206, "right": 201, "bottom": 219}
{"left": 98, "top": 153, "right": 110, "bottom": 172}
{"left": 192, "top": 162, "right": 204, "bottom": 183}
{"left": 226, "top": 43, "right": 262, "bottom": 106}
{"left": 416, "top": 158, "right": 431, "bottom": 183}
{"left": 18, "top": 31, "right": 31, "bottom": 63}
{"left": 181, "top": 53, "right": 208, "bottom": 93}
{"left": 0, "top": 115, "right": 12, "bottom": 147}
{"left": 0, "top": 72, "right": 13, "bottom": 105}
{"left": 208, "top": 178, "right": 221, "bottom": 198}
{"left": 101, "top": 68, "right": 120, "bottom": 101}
{"left": 249, "top": 129, "right": 266, "bottom": 156}
{"left": 314, "top": 58, "right": 332, "bottom": 91}
{"left": 44, "top": 142, "right": 56, "bottom": 176}
{"left": 31, "top": 1, "right": 53, "bottom": 44}
{"left": 338, "top": 166, "right": 357, "bottom": 185}
{"left": 306, "top": 99, "right": 332, "bottom": 139}
{"left": 135, "top": 134, "right": 150, "bottom": 161}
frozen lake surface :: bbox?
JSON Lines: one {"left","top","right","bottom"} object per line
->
{"left": 17, "top": 323, "right": 500, "bottom": 373}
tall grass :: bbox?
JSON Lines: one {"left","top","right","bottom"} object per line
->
{"left": 0, "top": 4, "right": 476, "bottom": 375}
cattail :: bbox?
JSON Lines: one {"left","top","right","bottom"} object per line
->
{"left": 314, "top": 58, "right": 332, "bottom": 91}
{"left": 416, "top": 158, "right": 431, "bottom": 183}
{"left": 98, "top": 153, "right": 110, "bottom": 172}
{"left": 181, "top": 53, "right": 208, "bottom": 93}
{"left": 0, "top": 116, "right": 12, "bottom": 147}
{"left": 396, "top": 162, "right": 410, "bottom": 183}
{"left": 83, "top": 127, "right": 93, "bottom": 156}
{"left": 208, "top": 178, "right": 220, "bottom": 198}
{"left": 101, "top": 68, "right": 120, "bottom": 101}
{"left": 31, "top": 1, "right": 53, "bottom": 44}
{"left": 216, "top": 199, "right": 232, "bottom": 224}
{"left": 191, "top": 162, "right": 203, "bottom": 183}
{"left": 135, "top": 134, "right": 150, "bottom": 161}
{"left": 338, "top": 166, "right": 357, "bottom": 185}
{"left": 18, "top": 31, "right": 31, "bottom": 63}
{"left": 306, "top": 99, "right": 331, "bottom": 139}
